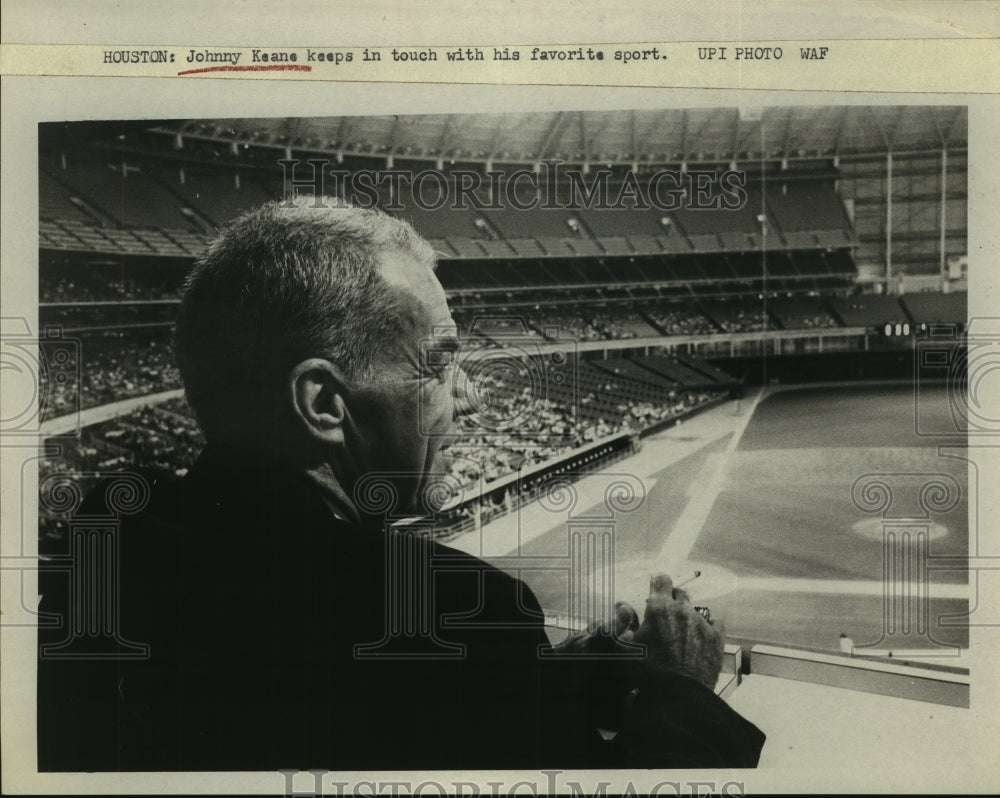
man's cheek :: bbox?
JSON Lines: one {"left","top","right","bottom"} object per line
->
{"left": 420, "top": 382, "right": 453, "bottom": 431}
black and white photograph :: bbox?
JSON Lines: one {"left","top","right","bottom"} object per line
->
{"left": 20, "top": 105, "right": 979, "bottom": 775}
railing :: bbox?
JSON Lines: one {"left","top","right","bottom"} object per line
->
{"left": 540, "top": 623, "right": 969, "bottom": 707}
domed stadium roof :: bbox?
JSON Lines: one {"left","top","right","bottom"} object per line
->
{"left": 141, "top": 106, "right": 965, "bottom": 165}
{"left": 45, "top": 107, "right": 965, "bottom": 166}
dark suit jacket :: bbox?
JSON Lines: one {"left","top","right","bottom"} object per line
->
{"left": 38, "top": 446, "right": 764, "bottom": 771}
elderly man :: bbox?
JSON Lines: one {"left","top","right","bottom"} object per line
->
{"left": 38, "top": 202, "right": 763, "bottom": 771}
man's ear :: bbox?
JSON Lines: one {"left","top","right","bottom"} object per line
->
{"left": 288, "top": 358, "right": 349, "bottom": 445}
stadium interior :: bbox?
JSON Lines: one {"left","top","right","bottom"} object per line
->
{"left": 35, "top": 107, "right": 972, "bottom": 768}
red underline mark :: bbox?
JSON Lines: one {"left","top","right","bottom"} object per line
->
{"left": 177, "top": 64, "right": 313, "bottom": 76}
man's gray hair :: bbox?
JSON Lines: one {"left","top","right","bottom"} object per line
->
{"left": 174, "top": 200, "right": 434, "bottom": 442}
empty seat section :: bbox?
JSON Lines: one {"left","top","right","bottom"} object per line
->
{"left": 825, "top": 250, "right": 858, "bottom": 273}
{"left": 566, "top": 238, "right": 603, "bottom": 257}
{"left": 590, "top": 358, "right": 679, "bottom": 390}
{"left": 766, "top": 181, "right": 852, "bottom": 233}
{"left": 600, "top": 259, "right": 653, "bottom": 283}
{"left": 438, "top": 261, "right": 504, "bottom": 288}
{"left": 625, "top": 234, "right": 662, "bottom": 255}
{"left": 667, "top": 256, "right": 709, "bottom": 281}
{"left": 672, "top": 354, "right": 735, "bottom": 383}
{"left": 687, "top": 233, "right": 722, "bottom": 252}
{"left": 816, "top": 229, "right": 855, "bottom": 248}
{"left": 631, "top": 356, "right": 710, "bottom": 386}
{"left": 54, "top": 158, "right": 198, "bottom": 230}
{"left": 39, "top": 171, "right": 99, "bottom": 223}
{"left": 479, "top": 239, "right": 516, "bottom": 257}
{"left": 698, "top": 254, "right": 738, "bottom": 279}
{"left": 507, "top": 239, "right": 546, "bottom": 257}
{"left": 791, "top": 250, "right": 834, "bottom": 275}
{"left": 900, "top": 292, "right": 967, "bottom": 325}
{"left": 784, "top": 231, "right": 819, "bottom": 249}
{"left": 391, "top": 200, "right": 485, "bottom": 240}
{"left": 766, "top": 252, "right": 799, "bottom": 276}
{"left": 828, "top": 295, "right": 907, "bottom": 327}
{"left": 164, "top": 169, "right": 275, "bottom": 226}
{"left": 575, "top": 206, "right": 663, "bottom": 238}
{"left": 450, "top": 239, "right": 488, "bottom": 259}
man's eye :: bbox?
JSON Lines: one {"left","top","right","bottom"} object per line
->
{"left": 424, "top": 349, "right": 455, "bottom": 380}
{"left": 428, "top": 349, "right": 454, "bottom": 367}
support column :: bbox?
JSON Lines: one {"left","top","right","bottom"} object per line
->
{"left": 940, "top": 147, "right": 948, "bottom": 282}
{"left": 886, "top": 150, "right": 893, "bottom": 290}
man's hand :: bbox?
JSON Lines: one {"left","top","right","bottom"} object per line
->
{"left": 633, "top": 573, "right": 724, "bottom": 690}
{"left": 551, "top": 601, "right": 639, "bottom": 655}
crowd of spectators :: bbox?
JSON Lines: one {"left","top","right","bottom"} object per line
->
{"left": 450, "top": 308, "right": 543, "bottom": 344}
{"left": 540, "top": 308, "right": 641, "bottom": 341}
{"left": 714, "top": 307, "right": 770, "bottom": 333}
{"left": 451, "top": 300, "right": 840, "bottom": 341}
{"left": 778, "top": 312, "right": 838, "bottom": 330}
{"left": 40, "top": 333, "right": 182, "bottom": 421}
{"left": 42, "top": 305, "right": 178, "bottom": 330}
{"left": 441, "top": 368, "right": 720, "bottom": 490}
{"left": 450, "top": 305, "right": 658, "bottom": 344}
{"left": 40, "top": 363, "right": 724, "bottom": 542}
{"left": 435, "top": 385, "right": 719, "bottom": 537}
{"left": 41, "top": 275, "right": 181, "bottom": 303}
{"left": 644, "top": 305, "right": 718, "bottom": 336}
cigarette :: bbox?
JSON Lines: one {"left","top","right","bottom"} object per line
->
{"left": 675, "top": 570, "right": 702, "bottom": 589}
